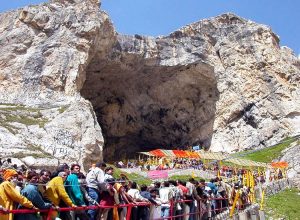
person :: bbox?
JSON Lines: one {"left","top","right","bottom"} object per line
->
{"left": 1, "top": 159, "right": 12, "bottom": 169}
{"left": 45, "top": 171, "right": 76, "bottom": 219}
{"left": 196, "top": 179, "right": 209, "bottom": 220}
{"left": 114, "top": 178, "right": 134, "bottom": 220}
{"left": 168, "top": 180, "right": 183, "bottom": 220}
{"left": 37, "top": 169, "right": 51, "bottom": 198}
{"left": 104, "top": 167, "right": 114, "bottom": 181}
{"left": 186, "top": 178, "right": 200, "bottom": 220}
{"left": 140, "top": 185, "right": 158, "bottom": 205}
{"left": 159, "top": 181, "right": 173, "bottom": 220}
{"left": 14, "top": 171, "right": 52, "bottom": 220}
{"left": 177, "top": 180, "right": 188, "bottom": 219}
{"left": 51, "top": 163, "right": 70, "bottom": 178}
{"left": 66, "top": 164, "right": 87, "bottom": 220}
{"left": 146, "top": 164, "right": 151, "bottom": 171}
{"left": 0, "top": 169, "right": 37, "bottom": 220}
{"left": 128, "top": 182, "right": 149, "bottom": 220}
{"left": 99, "top": 178, "right": 118, "bottom": 220}
{"left": 278, "top": 169, "right": 283, "bottom": 179}
{"left": 37, "top": 169, "right": 52, "bottom": 220}
{"left": 66, "top": 164, "right": 86, "bottom": 206}
{"left": 149, "top": 188, "right": 161, "bottom": 219}
{"left": 86, "top": 162, "right": 107, "bottom": 220}
{"left": 140, "top": 184, "right": 157, "bottom": 220}
{"left": 77, "top": 173, "right": 98, "bottom": 206}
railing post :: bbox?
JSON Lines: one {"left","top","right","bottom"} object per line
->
{"left": 199, "top": 200, "right": 202, "bottom": 219}
{"left": 220, "top": 197, "right": 223, "bottom": 212}
{"left": 126, "top": 204, "right": 133, "bottom": 220}
{"left": 46, "top": 208, "right": 53, "bottom": 220}
{"left": 170, "top": 200, "right": 174, "bottom": 220}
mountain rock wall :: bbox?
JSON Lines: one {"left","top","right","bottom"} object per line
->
{"left": 0, "top": 0, "right": 299, "bottom": 166}
{"left": 0, "top": 0, "right": 114, "bottom": 168}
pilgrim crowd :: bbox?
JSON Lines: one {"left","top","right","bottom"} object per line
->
{"left": 0, "top": 158, "right": 263, "bottom": 220}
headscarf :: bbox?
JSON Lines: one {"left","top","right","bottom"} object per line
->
{"left": 3, "top": 169, "right": 18, "bottom": 181}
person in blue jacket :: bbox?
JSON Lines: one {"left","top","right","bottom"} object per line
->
{"left": 14, "top": 171, "right": 52, "bottom": 220}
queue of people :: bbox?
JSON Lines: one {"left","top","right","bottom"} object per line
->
{"left": 0, "top": 157, "right": 263, "bottom": 220}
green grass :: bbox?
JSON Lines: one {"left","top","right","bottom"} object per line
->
{"left": 265, "top": 188, "right": 300, "bottom": 220}
{"left": 0, "top": 122, "right": 19, "bottom": 134}
{"left": 58, "top": 105, "right": 69, "bottom": 114}
{"left": 0, "top": 103, "right": 48, "bottom": 129}
{"left": 110, "top": 165, "right": 152, "bottom": 186}
{"left": 10, "top": 144, "right": 53, "bottom": 159}
{"left": 240, "top": 137, "right": 298, "bottom": 163}
{"left": 110, "top": 166, "right": 210, "bottom": 186}
{"left": 5, "top": 114, "right": 48, "bottom": 128}
{"left": 0, "top": 103, "right": 41, "bottom": 112}
{"left": 169, "top": 175, "right": 206, "bottom": 182}
{"left": 12, "top": 152, "right": 52, "bottom": 159}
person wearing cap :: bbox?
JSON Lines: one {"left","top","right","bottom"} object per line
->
{"left": 86, "top": 162, "right": 107, "bottom": 220}
{"left": 0, "top": 169, "right": 37, "bottom": 220}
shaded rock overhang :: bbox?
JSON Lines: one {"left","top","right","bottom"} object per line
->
{"left": 81, "top": 49, "right": 219, "bottom": 159}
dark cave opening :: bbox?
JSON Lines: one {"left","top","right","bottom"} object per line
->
{"left": 80, "top": 55, "right": 219, "bottom": 161}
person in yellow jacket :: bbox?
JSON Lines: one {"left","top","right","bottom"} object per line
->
{"left": 44, "top": 171, "right": 76, "bottom": 219}
{"left": 0, "top": 169, "right": 37, "bottom": 220}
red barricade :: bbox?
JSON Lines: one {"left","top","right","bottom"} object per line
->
{"left": 0, "top": 197, "right": 250, "bottom": 220}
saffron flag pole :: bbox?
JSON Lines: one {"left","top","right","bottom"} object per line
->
{"left": 230, "top": 190, "right": 240, "bottom": 217}
{"left": 260, "top": 189, "right": 265, "bottom": 210}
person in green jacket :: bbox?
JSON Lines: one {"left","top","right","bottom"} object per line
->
{"left": 66, "top": 164, "right": 88, "bottom": 219}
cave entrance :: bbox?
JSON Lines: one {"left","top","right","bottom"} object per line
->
{"left": 81, "top": 54, "right": 219, "bottom": 161}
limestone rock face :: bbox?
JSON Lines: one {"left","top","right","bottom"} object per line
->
{"left": 108, "top": 14, "right": 300, "bottom": 154}
{"left": 0, "top": 0, "right": 299, "bottom": 165}
{"left": 0, "top": 0, "right": 113, "bottom": 168}
{"left": 82, "top": 14, "right": 299, "bottom": 158}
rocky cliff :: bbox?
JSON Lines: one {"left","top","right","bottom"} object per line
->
{"left": 0, "top": 0, "right": 299, "bottom": 168}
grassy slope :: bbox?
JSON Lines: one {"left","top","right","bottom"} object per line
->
{"left": 111, "top": 167, "right": 207, "bottom": 185}
{"left": 110, "top": 165, "right": 152, "bottom": 185}
{"left": 240, "top": 136, "right": 299, "bottom": 163}
{"left": 109, "top": 136, "right": 299, "bottom": 184}
{"left": 169, "top": 175, "right": 206, "bottom": 182}
{"left": 265, "top": 188, "right": 300, "bottom": 220}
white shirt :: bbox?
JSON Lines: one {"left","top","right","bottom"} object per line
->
{"left": 159, "top": 187, "right": 173, "bottom": 207}
{"left": 86, "top": 167, "right": 105, "bottom": 190}
{"left": 128, "top": 188, "right": 147, "bottom": 201}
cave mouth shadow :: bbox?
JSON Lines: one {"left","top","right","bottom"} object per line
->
{"left": 81, "top": 56, "right": 219, "bottom": 161}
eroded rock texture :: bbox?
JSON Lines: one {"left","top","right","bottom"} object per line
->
{"left": 81, "top": 56, "right": 218, "bottom": 159}
{"left": 0, "top": 0, "right": 299, "bottom": 166}
{"left": 0, "top": 0, "right": 112, "bottom": 169}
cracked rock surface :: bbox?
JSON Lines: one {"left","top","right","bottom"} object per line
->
{"left": 0, "top": 0, "right": 299, "bottom": 167}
